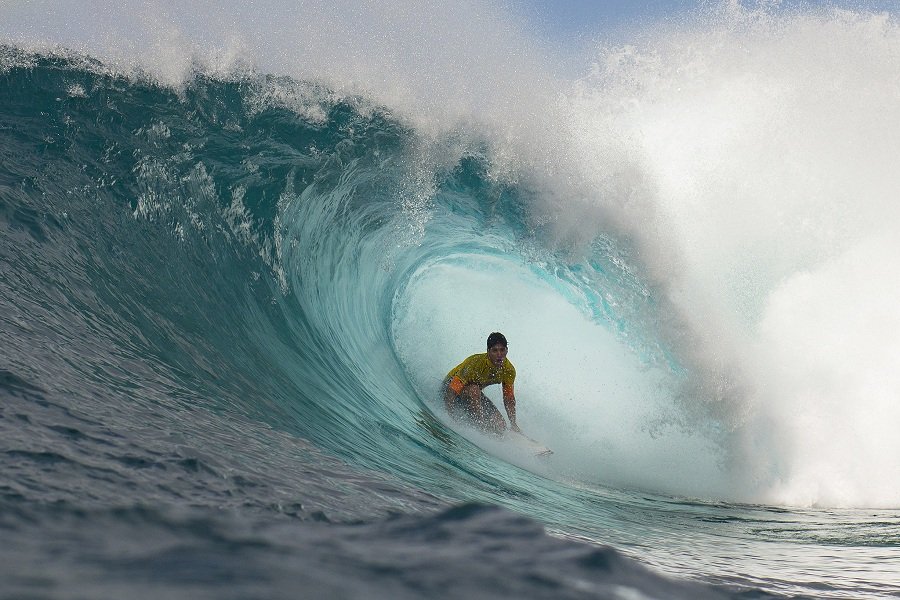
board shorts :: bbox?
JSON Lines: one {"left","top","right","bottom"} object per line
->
{"left": 441, "top": 377, "right": 504, "bottom": 435}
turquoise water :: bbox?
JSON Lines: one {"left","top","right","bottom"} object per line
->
{"left": 2, "top": 3, "right": 900, "bottom": 598}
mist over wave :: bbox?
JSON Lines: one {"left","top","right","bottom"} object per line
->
{"left": 560, "top": 2, "right": 900, "bottom": 507}
{"left": 3, "top": 0, "right": 900, "bottom": 512}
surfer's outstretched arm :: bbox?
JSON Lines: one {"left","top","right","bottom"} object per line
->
{"left": 502, "top": 383, "right": 520, "bottom": 432}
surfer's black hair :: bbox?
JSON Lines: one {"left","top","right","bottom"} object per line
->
{"left": 487, "top": 332, "right": 507, "bottom": 350}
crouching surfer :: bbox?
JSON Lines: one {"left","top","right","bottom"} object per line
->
{"left": 442, "top": 332, "right": 520, "bottom": 436}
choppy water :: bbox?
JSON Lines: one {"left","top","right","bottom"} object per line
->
{"left": 2, "top": 2, "right": 900, "bottom": 598}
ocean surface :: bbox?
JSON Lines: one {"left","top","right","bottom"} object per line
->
{"left": 2, "top": 2, "right": 900, "bottom": 599}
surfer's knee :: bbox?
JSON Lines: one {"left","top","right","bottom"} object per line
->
{"left": 461, "top": 384, "right": 481, "bottom": 405}
{"left": 461, "top": 384, "right": 480, "bottom": 397}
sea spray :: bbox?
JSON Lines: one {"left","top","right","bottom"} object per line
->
{"left": 560, "top": 4, "right": 900, "bottom": 507}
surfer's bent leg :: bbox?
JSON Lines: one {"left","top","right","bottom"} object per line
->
{"left": 477, "top": 391, "right": 506, "bottom": 435}
{"left": 460, "top": 384, "right": 482, "bottom": 415}
{"left": 463, "top": 387, "right": 505, "bottom": 435}
{"left": 442, "top": 378, "right": 477, "bottom": 420}
{"left": 441, "top": 377, "right": 455, "bottom": 414}
{"left": 442, "top": 379, "right": 506, "bottom": 435}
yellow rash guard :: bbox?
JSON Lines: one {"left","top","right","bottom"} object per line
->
{"left": 445, "top": 353, "right": 516, "bottom": 402}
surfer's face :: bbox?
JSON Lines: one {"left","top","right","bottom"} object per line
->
{"left": 487, "top": 344, "right": 507, "bottom": 368}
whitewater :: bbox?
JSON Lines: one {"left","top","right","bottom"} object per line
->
{"left": 1, "top": 1, "right": 899, "bottom": 598}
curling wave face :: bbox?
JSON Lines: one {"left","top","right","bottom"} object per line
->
{"left": 5, "top": 0, "right": 900, "bottom": 510}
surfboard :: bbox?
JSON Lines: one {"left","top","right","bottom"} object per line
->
{"left": 507, "top": 430, "right": 553, "bottom": 457}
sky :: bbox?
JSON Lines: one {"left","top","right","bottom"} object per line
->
{"left": 2, "top": 0, "right": 899, "bottom": 78}
{"left": 0, "top": 0, "right": 706, "bottom": 80}
{"left": 3, "top": 1, "right": 898, "bottom": 48}
{"left": 518, "top": 0, "right": 698, "bottom": 37}
{"left": 518, "top": 0, "right": 900, "bottom": 40}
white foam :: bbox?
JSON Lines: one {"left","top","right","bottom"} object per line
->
{"left": 559, "top": 4, "right": 900, "bottom": 507}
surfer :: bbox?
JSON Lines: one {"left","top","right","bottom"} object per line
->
{"left": 442, "top": 332, "right": 520, "bottom": 435}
